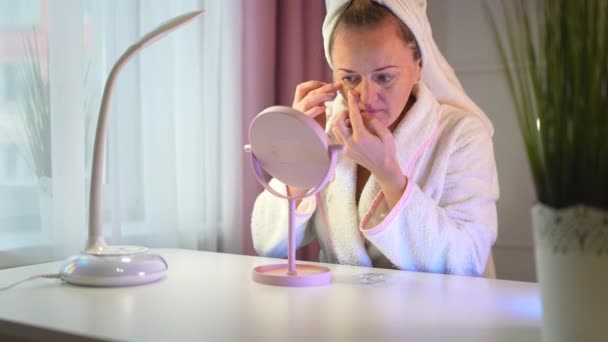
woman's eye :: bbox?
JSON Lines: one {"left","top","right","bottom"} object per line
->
{"left": 342, "top": 75, "right": 358, "bottom": 85}
{"left": 376, "top": 74, "right": 392, "bottom": 83}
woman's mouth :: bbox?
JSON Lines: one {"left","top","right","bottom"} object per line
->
{"left": 362, "top": 109, "right": 382, "bottom": 118}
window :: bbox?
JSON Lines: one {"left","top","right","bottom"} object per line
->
{"left": 0, "top": 0, "right": 244, "bottom": 268}
{"left": 0, "top": 1, "right": 48, "bottom": 251}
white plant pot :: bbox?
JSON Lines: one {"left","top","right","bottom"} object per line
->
{"left": 532, "top": 203, "right": 608, "bottom": 342}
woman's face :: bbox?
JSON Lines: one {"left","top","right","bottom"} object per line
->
{"left": 331, "top": 17, "right": 422, "bottom": 131}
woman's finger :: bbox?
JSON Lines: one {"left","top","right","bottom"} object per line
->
{"left": 365, "top": 117, "right": 391, "bottom": 143}
{"left": 297, "top": 92, "right": 336, "bottom": 112}
{"left": 332, "top": 110, "right": 352, "bottom": 143}
{"left": 331, "top": 126, "right": 345, "bottom": 145}
{"left": 304, "top": 106, "right": 326, "bottom": 118}
{"left": 308, "top": 82, "right": 341, "bottom": 97}
{"left": 347, "top": 90, "right": 366, "bottom": 138}
{"left": 293, "top": 81, "right": 328, "bottom": 104}
{"left": 332, "top": 125, "right": 350, "bottom": 147}
{"left": 305, "top": 106, "right": 328, "bottom": 128}
{"left": 329, "top": 108, "right": 348, "bottom": 129}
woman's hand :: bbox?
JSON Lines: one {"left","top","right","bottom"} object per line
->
{"left": 288, "top": 81, "right": 339, "bottom": 202}
{"left": 293, "top": 81, "right": 340, "bottom": 129}
{"left": 331, "top": 90, "right": 407, "bottom": 208}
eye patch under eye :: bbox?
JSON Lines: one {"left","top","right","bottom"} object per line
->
{"left": 338, "top": 80, "right": 359, "bottom": 100}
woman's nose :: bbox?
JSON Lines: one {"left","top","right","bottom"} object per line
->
{"left": 356, "top": 79, "right": 378, "bottom": 107}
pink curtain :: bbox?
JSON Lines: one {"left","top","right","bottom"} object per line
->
{"left": 241, "top": 0, "right": 331, "bottom": 260}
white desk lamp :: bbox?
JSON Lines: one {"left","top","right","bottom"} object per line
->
{"left": 244, "top": 106, "right": 343, "bottom": 286}
{"left": 59, "top": 10, "right": 203, "bottom": 286}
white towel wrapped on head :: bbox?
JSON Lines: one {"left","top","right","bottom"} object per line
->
{"left": 322, "top": 0, "right": 494, "bottom": 135}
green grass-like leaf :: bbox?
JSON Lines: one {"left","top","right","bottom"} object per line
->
{"left": 484, "top": 0, "right": 608, "bottom": 210}
{"left": 17, "top": 29, "right": 52, "bottom": 178}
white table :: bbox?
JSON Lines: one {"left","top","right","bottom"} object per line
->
{"left": 0, "top": 248, "right": 542, "bottom": 341}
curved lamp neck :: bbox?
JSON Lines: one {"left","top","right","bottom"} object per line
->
{"left": 86, "top": 10, "right": 203, "bottom": 253}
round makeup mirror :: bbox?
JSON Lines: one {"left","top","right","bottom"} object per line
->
{"left": 245, "top": 106, "right": 343, "bottom": 286}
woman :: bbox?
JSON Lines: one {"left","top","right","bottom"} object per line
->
{"left": 251, "top": 0, "right": 499, "bottom": 276}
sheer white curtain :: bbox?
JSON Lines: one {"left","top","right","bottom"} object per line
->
{"left": 0, "top": 0, "right": 243, "bottom": 268}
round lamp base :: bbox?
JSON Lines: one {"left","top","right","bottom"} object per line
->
{"left": 59, "top": 249, "right": 168, "bottom": 287}
{"left": 252, "top": 263, "right": 331, "bottom": 287}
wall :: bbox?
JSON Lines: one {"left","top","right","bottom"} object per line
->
{"left": 427, "top": 0, "right": 537, "bottom": 282}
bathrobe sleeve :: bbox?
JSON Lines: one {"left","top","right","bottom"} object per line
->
{"left": 360, "top": 115, "right": 499, "bottom": 276}
{"left": 251, "top": 178, "right": 318, "bottom": 258}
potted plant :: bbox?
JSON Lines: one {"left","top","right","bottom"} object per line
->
{"left": 16, "top": 30, "right": 100, "bottom": 229}
{"left": 17, "top": 32, "right": 52, "bottom": 187}
{"left": 485, "top": 1, "right": 608, "bottom": 341}
{"left": 16, "top": 31, "right": 53, "bottom": 230}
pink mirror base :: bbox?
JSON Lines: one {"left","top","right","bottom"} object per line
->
{"left": 252, "top": 264, "right": 331, "bottom": 287}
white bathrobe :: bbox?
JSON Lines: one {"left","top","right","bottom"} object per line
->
{"left": 251, "top": 82, "right": 499, "bottom": 276}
